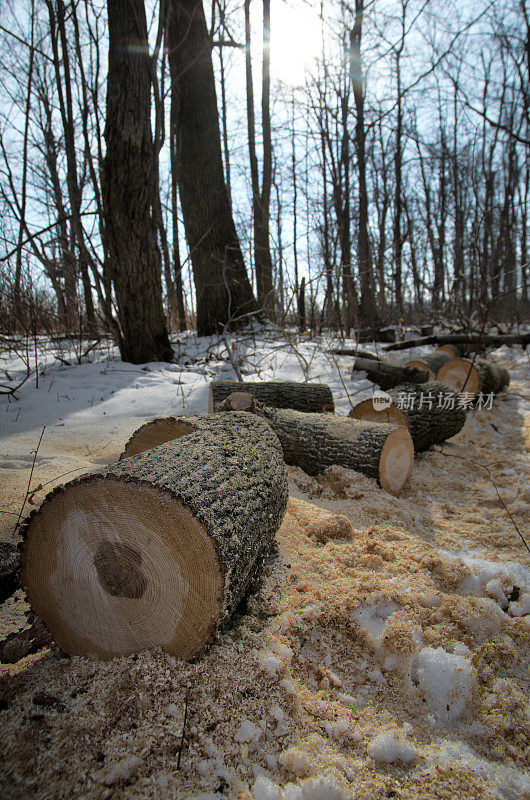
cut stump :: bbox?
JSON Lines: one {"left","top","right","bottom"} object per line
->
{"left": 208, "top": 381, "right": 334, "bottom": 413}
{"left": 21, "top": 413, "right": 288, "bottom": 660}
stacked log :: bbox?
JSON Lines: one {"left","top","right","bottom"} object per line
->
{"left": 351, "top": 357, "right": 429, "bottom": 391}
{"left": 20, "top": 413, "right": 288, "bottom": 660}
{"left": 349, "top": 381, "right": 466, "bottom": 451}
{"left": 219, "top": 394, "right": 414, "bottom": 495}
{"left": 404, "top": 351, "right": 452, "bottom": 378}
{"left": 436, "top": 358, "right": 510, "bottom": 398}
{"left": 208, "top": 381, "right": 334, "bottom": 413}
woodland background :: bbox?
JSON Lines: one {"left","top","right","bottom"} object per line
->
{"left": 0, "top": 0, "right": 528, "bottom": 363}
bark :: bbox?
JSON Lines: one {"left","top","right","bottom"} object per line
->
{"left": 169, "top": 80, "right": 187, "bottom": 331}
{"left": 384, "top": 333, "right": 530, "bottom": 352}
{"left": 350, "top": 0, "right": 377, "bottom": 327}
{"left": 352, "top": 357, "right": 429, "bottom": 391}
{"left": 329, "top": 348, "right": 381, "bottom": 360}
{"left": 208, "top": 381, "right": 335, "bottom": 414}
{"left": 47, "top": 0, "right": 97, "bottom": 336}
{"left": 298, "top": 276, "right": 306, "bottom": 332}
{"left": 167, "top": 0, "right": 256, "bottom": 335}
{"left": 405, "top": 351, "right": 452, "bottom": 377}
{"left": 21, "top": 413, "right": 288, "bottom": 659}
{"left": 102, "top": 0, "right": 172, "bottom": 363}
{"left": 437, "top": 357, "right": 510, "bottom": 398}
{"left": 350, "top": 381, "right": 466, "bottom": 452}
{"left": 219, "top": 397, "right": 414, "bottom": 495}
{"left": 244, "top": 0, "right": 274, "bottom": 312}
{"left": 14, "top": 0, "right": 35, "bottom": 323}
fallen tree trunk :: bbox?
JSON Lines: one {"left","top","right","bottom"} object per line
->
{"left": 208, "top": 381, "right": 334, "bottom": 413}
{"left": 220, "top": 394, "right": 414, "bottom": 495}
{"left": 405, "top": 351, "right": 452, "bottom": 378}
{"left": 437, "top": 358, "right": 510, "bottom": 398}
{"left": 328, "top": 348, "right": 382, "bottom": 360}
{"left": 352, "top": 357, "right": 429, "bottom": 391}
{"left": 349, "top": 381, "right": 466, "bottom": 451}
{"left": 0, "top": 542, "right": 20, "bottom": 604}
{"left": 21, "top": 413, "right": 288, "bottom": 660}
{"left": 384, "top": 332, "right": 530, "bottom": 353}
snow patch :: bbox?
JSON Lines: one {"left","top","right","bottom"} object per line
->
{"left": 367, "top": 731, "right": 418, "bottom": 764}
{"left": 415, "top": 646, "right": 474, "bottom": 724}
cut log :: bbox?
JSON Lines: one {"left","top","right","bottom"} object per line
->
{"left": 20, "top": 413, "right": 288, "bottom": 660}
{"left": 405, "top": 351, "right": 452, "bottom": 378}
{"left": 384, "top": 332, "right": 530, "bottom": 353}
{"left": 420, "top": 325, "right": 434, "bottom": 336}
{"left": 220, "top": 394, "right": 414, "bottom": 495}
{"left": 436, "top": 342, "right": 468, "bottom": 359}
{"left": 0, "top": 541, "right": 20, "bottom": 604}
{"left": 436, "top": 358, "right": 510, "bottom": 398}
{"left": 208, "top": 381, "right": 334, "bottom": 413}
{"left": 352, "top": 357, "right": 429, "bottom": 391}
{"left": 349, "top": 382, "right": 466, "bottom": 451}
{"left": 356, "top": 326, "right": 396, "bottom": 343}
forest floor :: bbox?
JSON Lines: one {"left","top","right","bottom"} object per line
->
{"left": 0, "top": 328, "right": 529, "bottom": 800}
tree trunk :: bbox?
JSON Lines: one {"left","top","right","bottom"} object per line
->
{"left": 351, "top": 0, "right": 377, "bottom": 328}
{"left": 207, "top": 380, "right": 334, "bottom": 415}
{"left": 350, "top": 381, "right": 466, "bottom": 451}
{"left": 170, "top": 81, "right": 187, "bottom": 331}
{"left": 21, "top": 413, "right": 288, "bottom": 660}
{"left": 102, "top": 0, "right": 172, "bottom": 363}
{"left": 352, "top": 357, "right": 429, "bottom": 390}
{"left": 298, "top": 276, "right": 306, "bottom": 332}
{"left": 167, "top": 0, "right": 256, "bottom": 335}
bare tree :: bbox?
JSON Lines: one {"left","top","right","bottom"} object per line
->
{"left": 167, "top": 0, "right": 256, "bottom": 335}
{"left": 102, "top": 0, "right": 172, "bottom": 363}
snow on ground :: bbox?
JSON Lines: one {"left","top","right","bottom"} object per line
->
{"left": 0, "top": 327, "right": 529, "bottom": 799}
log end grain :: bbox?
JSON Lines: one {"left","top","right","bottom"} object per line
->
{"left": 378, "top": 426, "right": 414, "bottom": 496}
{"left": 348, "top": 398, "right": 409, "bottom": 429}
{"left": 21, "top": 478, "right": 224, "bottom": 660}
{"left": 436, "top": 358, "right": 480, "bottom": 397}
{"left": 121, "top": 417, "right": 198, "bottom": 459}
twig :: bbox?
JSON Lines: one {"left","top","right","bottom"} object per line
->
{"left": 14, "top": 426, "right": 46, "bottom": 532}
{"left": 176, "top": 694, "right": 189, "bottom": 771}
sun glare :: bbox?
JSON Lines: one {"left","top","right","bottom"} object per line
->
{"left": 268, "top": 1, "right": 322, "bottom": 86}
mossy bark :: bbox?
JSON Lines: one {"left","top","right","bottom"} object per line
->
{"left": 208, "top": 381, "right": 334, "bottom": 413}
{"left": 217, "top": 399, "right": 413, "bottom": 494}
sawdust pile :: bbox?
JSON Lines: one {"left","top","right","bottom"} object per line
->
{"left": 1, "top": 351, "right": 529, "bottom": 800}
